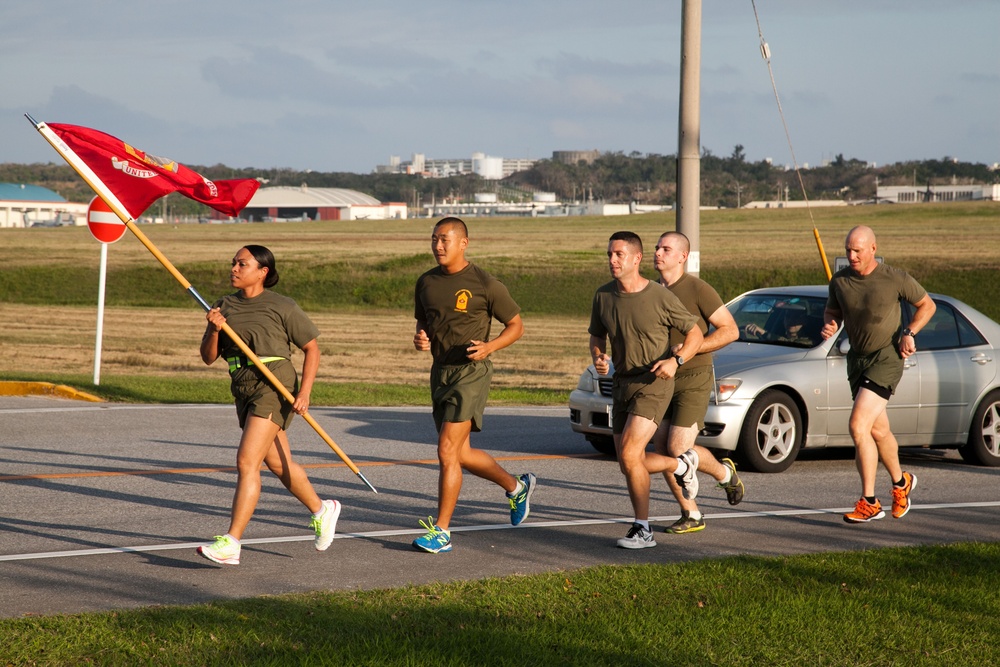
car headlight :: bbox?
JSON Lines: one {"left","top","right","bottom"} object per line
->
{"left": 576, "top": 369, "right": 596, "bottom": 392}
{"left": 712, "top": 379, "right": 742, "bottom": 403}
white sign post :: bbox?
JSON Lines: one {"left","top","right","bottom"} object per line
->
{"left": 87, "top": 196, "right": 127, "bottom": 385}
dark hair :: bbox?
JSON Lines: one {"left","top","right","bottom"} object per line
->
{"left": 243, "top": 245, "right": 279, "bottom": 288}
{"left": 435, "top": 216, "right": 469, "bottom": 239}
{"left": 609, "top": 230, "right": 643, "bottom": 254}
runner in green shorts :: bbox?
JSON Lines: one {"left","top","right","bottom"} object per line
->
{"left": 411, "top": 217, "right": 537, "bottom": 553}
{"left": 195, "top": 245, "right": 342, "bottom": 566}
{"left": 651, "top": 231, "right": 745, "bottom": 536}
{"left": 589, "top": 231, "right": 715, "bottom": 550}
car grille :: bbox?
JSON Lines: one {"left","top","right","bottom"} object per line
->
{"left": 598, "top": 378, "right": 613, "bottom": 397}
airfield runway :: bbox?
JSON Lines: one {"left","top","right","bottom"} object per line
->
{"left": 1, "top": 395, "right": 998, "bottom": 618}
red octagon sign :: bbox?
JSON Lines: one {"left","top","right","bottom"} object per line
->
{"left": 87, "top": 196, "right": 127, "bottom": 244}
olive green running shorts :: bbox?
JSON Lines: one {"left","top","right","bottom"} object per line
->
{"left": 611, "top": 371, "right": 674, "bottom": 435}
{"left": 662, "top": 365, "right": 713, "bottom": 430}
{"left": 230, "top": 360, "right": 298, "bottom": 431}
{"left": 430, "top": 360, "right": 493, "bottom": 433}
{"left": 848, "top": 344, "right": 903, "bottom": 399}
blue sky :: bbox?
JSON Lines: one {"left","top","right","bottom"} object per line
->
{"left": 2, "top": 1, "right": 997, "bottom": 173}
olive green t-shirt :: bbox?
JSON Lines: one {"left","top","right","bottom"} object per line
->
{"left": 214, "top": 290, "right": 320, "bottom": 360}
{"left": 664, "top": 272, "right": 726, "bottom": 373}
{"left": 589, "top": 280, "right": 698, "bottom": 377}
{"left": 827, "top": 262, "right": 927, "bottom": 356}
{"left": 415, "top": 262, "right": 521, "bottom": 367}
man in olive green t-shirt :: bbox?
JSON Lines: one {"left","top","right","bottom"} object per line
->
{"left": 410, "top": 217, "right": 536, "bottom": 554}
{"left": 822, "top": 225, "right": 936, "bottom": 524}
{"left": 588, "top": 231, "right": 706, "bottom": 549}
{"left": 652, "top": 231, "right": 744, "bottom": 535}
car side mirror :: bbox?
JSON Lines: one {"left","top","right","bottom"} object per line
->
{"left": 838, "top": 338, "right": 851, "bottom": 355}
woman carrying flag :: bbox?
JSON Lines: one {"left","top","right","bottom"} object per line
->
{"left": 196, "top": 245, "right": 340, "bottom": 565}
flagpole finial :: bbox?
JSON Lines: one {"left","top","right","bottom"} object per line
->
{"left": 24, "top": 113, "right": 40, "bottom": 128}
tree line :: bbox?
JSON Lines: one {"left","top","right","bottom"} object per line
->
{"left": 2, "top": 147, "right": 996, "bottom": 217}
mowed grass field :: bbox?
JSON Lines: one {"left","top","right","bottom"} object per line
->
{"left": 2, "top": 201, "right": 998, "bottom": 403}
{"left": 3, "top": 203, "right": 1000, "bottom": 664}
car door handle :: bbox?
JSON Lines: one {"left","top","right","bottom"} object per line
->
{"left": 970, "top": 353, "right": 993, "bottom": 366}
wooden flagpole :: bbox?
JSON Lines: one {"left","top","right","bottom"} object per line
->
{"left": 27, "top": 114, "right": 378, "bottom": 494}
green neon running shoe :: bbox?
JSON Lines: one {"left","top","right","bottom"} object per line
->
{"left": 197, "top": 534, "right": 241, "bottom": 565}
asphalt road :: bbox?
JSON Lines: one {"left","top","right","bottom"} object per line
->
{"left": 1, "top": 395, "right": 998, "bottom": 619}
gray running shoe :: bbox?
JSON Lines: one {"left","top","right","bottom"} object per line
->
{"left": 665, "top": 511, "right": 706, "bottom": 534}
{"left": 675, "top": 448, "right": 700, "bottom": 500}
{"left": 718, "top": 458, "right": 745, "bottom": 506}
{"left": 616, "top": 522, "right": 657, "bottom": 549}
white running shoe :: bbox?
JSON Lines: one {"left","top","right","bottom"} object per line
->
{"left": 675, "top": 448, "right": 700, "bottom": 501}
{"left": 311, "top": 499, "right": 342, "bottom": 551}
{"left": 197, "top": 534, "right": 241, "bottom": 565}
{"left": 617, "top": 522, "right": 657, "bottom": 549}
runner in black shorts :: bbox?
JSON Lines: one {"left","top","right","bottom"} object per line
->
{"left": 822, "top": 225, "right": 936, "bottom": 524}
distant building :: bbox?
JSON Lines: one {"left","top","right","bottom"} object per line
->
{"left": 424, "top": 191, "right": 638, "bottom": 219}
{"left": 0, "top": 183, "right": 88, "bottom": 228}
{"left": 876, "top": 183, "right": 999, "bottom": 203}
{"left": 241, "top": 186, "right": 406, "bottom": 221}
{"left": 375, "top": 152, "right": 539, "bottom": 179}
{"left": 743, "top": 200, "right": 848, "bottom": 209}
{"left": 552, "top": 150, "right": 600, "bottom": 166}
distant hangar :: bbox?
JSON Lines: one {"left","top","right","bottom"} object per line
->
{"left": 0, "top": 183, "right": 88, "bottom": 228}
{"left": 241, "top": 185, "right": 407, "bottom": 222}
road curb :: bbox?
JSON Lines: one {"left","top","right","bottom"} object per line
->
{"left": 0, "top": 381, "right": 103, "bottom": 402}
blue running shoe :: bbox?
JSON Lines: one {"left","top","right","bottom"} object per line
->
{"left": 507, "top": 473, "right": 536, "bottom": 526}
{"left": 412, "top": 517, "right": 452, "bottom": 553}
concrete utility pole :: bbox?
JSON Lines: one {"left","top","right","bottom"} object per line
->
{"left": 677, "top": 0, "right": 702, "bottom": 276}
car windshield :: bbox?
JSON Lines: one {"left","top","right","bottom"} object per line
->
{"left": 730, "top": 294, "right": 828, "bottom": 348}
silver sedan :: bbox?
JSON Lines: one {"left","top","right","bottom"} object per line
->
{"left": 569, "top": 285, "right": 1000, "bottom": 472}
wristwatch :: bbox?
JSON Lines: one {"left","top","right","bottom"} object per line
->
{"left": 674, "top": 354, "right": 685, "bottom": 366}
{"left": 901, "top": 327, "right": 915, "bottom": 338}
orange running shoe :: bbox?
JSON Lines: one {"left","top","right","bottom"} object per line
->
{"left": 843, "top": 497, "right": 885, "bottom": 524}
{"left": 891, "top": 472, "right": 917, "bottom": 519}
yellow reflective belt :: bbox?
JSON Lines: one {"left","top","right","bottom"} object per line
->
{"left": 227, "top": 356, "right": 285, "bottom": 373}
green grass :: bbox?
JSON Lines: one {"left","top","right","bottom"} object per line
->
{"left": 4, "top": 202, "right": 1000, "bottom": 318}
{"left": 0, "top": 372, "right": 570, "bottom": 406}
{"left": 3, "top": 542, "right": 998, "bottom": 666}
{"left": 4, "top": 207, "right": 1000, "bottom": 660}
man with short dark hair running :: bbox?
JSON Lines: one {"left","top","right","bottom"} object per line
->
{"left": 411, "top": 217, "right": 536, "bottom": 553}
{"left": 589, "top": 231, "right": 713, "bottom": 549}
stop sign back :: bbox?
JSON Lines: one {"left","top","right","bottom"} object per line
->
{"left": 87, "top": 196, "right": 127, "bottom": 244}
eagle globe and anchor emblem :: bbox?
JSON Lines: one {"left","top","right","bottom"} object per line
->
{"left": 453, "top": 289, "right": 472, "bottom": 312}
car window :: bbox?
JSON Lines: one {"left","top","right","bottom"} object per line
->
{"left": 729, "top": 295, "right": 827, "bottom": 348}
{"left": 918, "top": 305, "right": 962, "bottom": 350}
{"left": 903, "top": 300, "right": 986, "bottom": 350}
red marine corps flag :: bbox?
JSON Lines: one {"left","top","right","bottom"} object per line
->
{"left": 26, "top": 114, "right": 377, "bottom": 494}
{"left": 41, "top": 122, "right": 259, "bottom": 218}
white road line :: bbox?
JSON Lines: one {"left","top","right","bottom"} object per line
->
{"left": 2, "top": 501, "right": 998, "bottom": 563}
{"left": 0, "top": 404, "right": 233, "bottom": 415}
